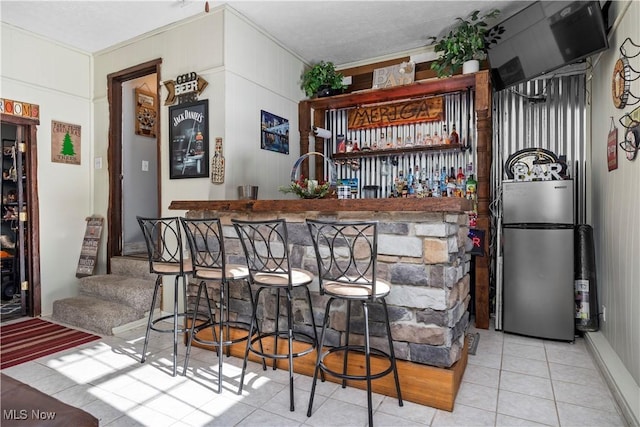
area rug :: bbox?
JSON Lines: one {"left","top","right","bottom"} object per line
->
{"left": 466, "top": 332, "right": 480, "bottom": 356}
{"left": 0, "top": 318, "right": 101, "bottom": 369}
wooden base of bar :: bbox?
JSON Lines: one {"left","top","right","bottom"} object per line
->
{"left": 187, "top": 324, "right": 468, "bottom": 412}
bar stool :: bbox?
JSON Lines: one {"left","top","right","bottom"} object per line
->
{"left": 305, "top": 219, "right": 403, "bottom": 426}
{"left": 232, "top": 218, "right": 319, "bottom": 411}
{"left": 180, "top": 217, "right": 264, "bottom": 393}
{"left": 137, "top": 216, "right": 192, "bottom": 377}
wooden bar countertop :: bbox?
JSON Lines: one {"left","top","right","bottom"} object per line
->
{"left": 169, "top": 197, "right": 473, "bottom": 213}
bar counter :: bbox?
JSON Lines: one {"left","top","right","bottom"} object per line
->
{"left": 170, "top": 197, "right": 473, "bottom": 410}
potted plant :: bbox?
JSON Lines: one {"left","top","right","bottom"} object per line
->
{"left": 430, "top": 9, "right": 501, "bottom": 78}
{"left": 301, "top": 61, "right": 347, "bottom": 98}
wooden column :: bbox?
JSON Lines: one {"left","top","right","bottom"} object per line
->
{"left": 474, "top": 71, "right": 492, "bottom": 329}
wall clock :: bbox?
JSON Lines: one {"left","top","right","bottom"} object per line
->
{"left": 612, "top": 57, "right": 631, "bottom": 109}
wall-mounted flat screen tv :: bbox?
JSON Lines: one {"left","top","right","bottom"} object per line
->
{"left": 487, "top": 1, "right": 609, "bottom": 91}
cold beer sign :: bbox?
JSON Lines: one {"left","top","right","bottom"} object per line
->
{"left": 163, "top": 72, "right": 208, "bottom": 106}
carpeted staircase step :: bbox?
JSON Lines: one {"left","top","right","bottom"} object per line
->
{"left": 52, "top": 295, "right": 144, "bottom": 336}
{"left": 110, "top": 256, "right": 155, "bottom": 281}
{"left": 79, "top": 274, "right": 156, "bottom": 312}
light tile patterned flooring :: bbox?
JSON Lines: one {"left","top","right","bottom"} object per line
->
{"left": 0, "top": 318, "right": 628, "bottom": 426}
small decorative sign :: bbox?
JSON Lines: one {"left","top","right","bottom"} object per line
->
{"left": 504, "top": 148, "right": 566, "bottom": 181}
{"left": 468, "top": 228, "right": 485, "bottom": 257}
{"left": 211, "top": 137, "right": 225, "bottom": 184}
{"left": 607, "top": 123, "right": 618, "bottom": 171}
{"left": 0, "top": 98, "right": 40, "bottom": 121}
{"left": 163, "top": 72, "right": 208, "bottom": 106}
{"left": 135, "top": 88, "right": 157, "bottom": 138}
{"left": 348, "top": 97, "right": 444, "bottom": 130}
{"left": 372, "top": 63, "right": 415, "bottom": 89}
{"left": 51, "top": 120, "right": 81, "bottom": 165}
{"left": 76, "top": 216, "right": 103, "bottom": 278}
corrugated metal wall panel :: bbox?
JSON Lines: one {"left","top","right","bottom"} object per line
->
{"left": 492, "top": 73, "right": 588, "bottom": 325}
{"left": 493, "top": 74, "right": 587, "bottom": 221}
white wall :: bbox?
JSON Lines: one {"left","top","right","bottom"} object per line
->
{"left": 588, "top": 1, "right": 640, "bottom": 423}
{"left": 223, "top": 9, "right": 306, "bottom": 200}
{"left": 1, "top": 24, "right": 93, "bottom": 315}
{"left": 91, "top": 6, "right": 306, "bottom": 309}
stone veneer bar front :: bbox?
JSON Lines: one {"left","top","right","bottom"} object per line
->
{"left": 170, "top": 197, "right": 473, "bottom": 369}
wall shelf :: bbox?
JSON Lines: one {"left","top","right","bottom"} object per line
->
{"left": 332, "top": 143, "right": 466, "bottom": 160}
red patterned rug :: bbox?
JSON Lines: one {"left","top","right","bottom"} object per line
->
{"left": 1, "top": 318, "right": 101, "bottom": 369}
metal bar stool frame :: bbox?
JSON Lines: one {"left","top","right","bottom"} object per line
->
{"left": 232, "top": 218, "right": 319, "bottom": 411}
{"left": 137, "top": 216, "right": 192, "bottom": 377}
{"left": 180, "top": 217, "right": 265, "bottom": 393}
{"left": 306, "top": 219, "right": 403, "bottom": 426}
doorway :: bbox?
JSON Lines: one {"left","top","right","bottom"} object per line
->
{"left": 107, "top": 59, "right": 162, "bottom": 269}
{"left": 0, "top": 115, "right": 42, "bottom": 321}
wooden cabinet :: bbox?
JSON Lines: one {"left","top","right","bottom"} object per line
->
{"left": 298, "top": 70, "right": 493, "bottom": 329}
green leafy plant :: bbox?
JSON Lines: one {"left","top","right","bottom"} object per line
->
{"left": 430, "top": 9, "right": 501, "bottom": 78}
{"left": 279, "top": 175, "right": 332, "bottom": 198}
{"left": 301, "top": 61, "right": 347, "bottom": 98}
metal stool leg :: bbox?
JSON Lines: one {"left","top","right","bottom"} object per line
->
{"left": 141, "top": 275, "right": 162, "bottom": 364}
{"left": 383, "top": 299, "right": 403, "bottom": 406}
{"left": 307, "top": 297, "right": 333, "bottom": 417}
{"left": 363, "top": 302, "right": 373, "bottom": 427}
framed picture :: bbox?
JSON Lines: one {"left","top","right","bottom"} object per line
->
{"left": 169, "top": 99, "right": 209, "bottom": 179}
{"left": 260, "top": 110, "right": 289, "bottom": 154}
{"left": 135, "top": 88, "right": 157, "bottom": 138}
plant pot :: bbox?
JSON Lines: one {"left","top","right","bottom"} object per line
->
{"left": 462, "top": 60, "right": 480, "bottom": 74}
{"left": 316, "top": 86, "right": 332, "bottom": 98}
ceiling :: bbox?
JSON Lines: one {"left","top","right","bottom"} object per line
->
{"left": 0, "top": 0, "right": 530, "bottom": 66}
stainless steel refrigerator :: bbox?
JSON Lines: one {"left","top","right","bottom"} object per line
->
{"left": 502, "top": 180, "right": 575, "bottom": 341}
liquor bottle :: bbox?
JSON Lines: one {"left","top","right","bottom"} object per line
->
{"left": 450, "top": 124, "right": 459, "bottom": 145}
{"left": 456, "top": 167, "right": 466, "bottom": 185}
{"left": 466, "top": 174, "right": 477, "bottom": 200}
{"left": 443, "top": 124, "right": 451, "bottom": 144}
{"left": 456, "top": 167, "right": 466, "bottom": 197}
{"left": 432, "top": 167, "right": 440, "bottom": 197}
{"left": 440, "top": 167, "right": 448, "bottom": 196}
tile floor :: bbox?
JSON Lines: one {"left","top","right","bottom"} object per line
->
{"left": 0, "top": 318, "right": 628, "bottom": 427}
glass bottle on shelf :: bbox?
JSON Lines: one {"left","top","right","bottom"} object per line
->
{"left": 440, "top": 167, "right": 448, "bottom": 196}
{"left": 443, "top": 124, "right": 451, "bottom": 144}
{"left": 432, "top": 167, "right": 440, "bottom": 197}
{"left": 450, "top": 124, "right": 460, "bottom": 145}
{"left": 432, "top": 130, "right": 441, "bottom": 145}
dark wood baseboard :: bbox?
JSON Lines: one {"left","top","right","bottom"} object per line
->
{"left": 188, "top": 324, "right": 467, "bottom": 412}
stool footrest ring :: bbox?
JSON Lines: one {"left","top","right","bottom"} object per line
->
{"left": 249, "top": 331, "right": 317, "bottom": 360}
{"left": 191, "top": 320, "right": 253, "bottom": 347}
{"left": 319, "top": 345, "right": 395, "bottom": 381}
{"left": 150, "top": 312, "right": 192, "bottom": 335}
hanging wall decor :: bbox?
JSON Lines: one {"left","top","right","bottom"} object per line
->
{"left": 260, "top": 110, "right": 289, "bottom": 154}
{"left": 607, "top": 118, "right": 618, "bottom": 171}
{"left": 612, "top": 38, "right": 640, "bottom": 109}
{"left": 135, "top": 88, "right": 157, "bottom": 138}
{"left": 618, "top": 105, "right": 640, "bottom": 161}
{"left": 163, "top": 72, "right": 208, "bottom": 106}
{"left": 211, "top": 137, "right": 225, "bottom": 184}
{"left": 51, "top": 120, "right": 81, "bottom": 165}
{"left": 169, "top": 99, "right": 209, "bottom": 179}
